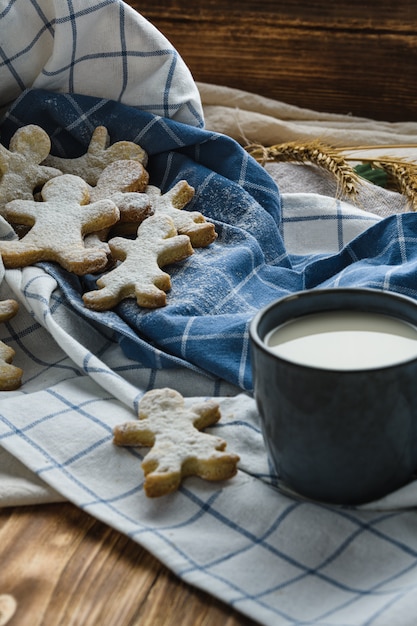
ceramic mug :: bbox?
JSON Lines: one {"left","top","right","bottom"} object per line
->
{"left": 249, "top": 288, "right": 417, "bottom": 505}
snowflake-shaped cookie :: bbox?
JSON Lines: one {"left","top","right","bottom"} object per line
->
{"left": 82, "top": 214, "right": 193, "bottom": 310}
{"left": 113, "top": 387, "right": 240, "bottom": 497}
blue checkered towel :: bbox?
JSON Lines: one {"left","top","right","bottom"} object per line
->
{"left": 2, "top": 89, "right": 417, "bottom": 391}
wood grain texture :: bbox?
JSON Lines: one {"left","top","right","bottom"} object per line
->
{"left": 0, "top": 503, "right": 257, "bottom": 626}
{"left": 126, "top": 0, "right": 417, "bottom": 122}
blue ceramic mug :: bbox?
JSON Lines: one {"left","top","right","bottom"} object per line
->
{"left": 249, "top": 288, "right": 417, "bottom": 505}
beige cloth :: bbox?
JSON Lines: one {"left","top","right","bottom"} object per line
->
{"left": 198, "top": 82, "right": 417, "bottom": 148}
{"left": 198, "top": 82, "right": 417, "bottom": 219}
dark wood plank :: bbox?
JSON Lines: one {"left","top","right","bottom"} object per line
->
{"left": 0, "top": 503, "right": 257, "bottom": 626}
{"left": 126, "top": 0, "right": 417, "bottom": 122}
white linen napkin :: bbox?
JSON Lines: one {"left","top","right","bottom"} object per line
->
{"left": 0, "top": 0, "right": 203, "bottom": 127}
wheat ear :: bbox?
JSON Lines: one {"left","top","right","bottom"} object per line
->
{"left": 246, "top": 140, "right": 360, "bottom": 198}
{"left": 342, "top": 156, "right": 417, "bottom": 211}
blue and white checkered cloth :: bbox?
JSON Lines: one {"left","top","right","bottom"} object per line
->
{"left": 2, "top": 3, "right": 417, "bottom": 626}
{"left": 0, "top": 0, "right": 203, "bottom": 127}
{"left": 2, "top": 87, "right": 417, "bottom": 626}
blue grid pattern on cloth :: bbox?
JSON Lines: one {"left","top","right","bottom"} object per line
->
{"left": 0, "top": 0, "right": 203, "bottom": 127}
{"left": 1, "top": 362, "right": 417, "bottom": 626}
{"left": 3, "top": 89, "right": 417, "bottom": 392}
{"left": 0, "top": 90, "right": 417, "bottom": 625}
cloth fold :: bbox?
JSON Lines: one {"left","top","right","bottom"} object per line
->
{"left": 0, "top": 0, "right": 203, "bottom": 127}
{"left": 198, "top": 82, "right": 417, "bottom": 148}
{"left": 3, "top": 90, "right": 417, "bottom": 392}
{"left": 1, "top": 88, "right": 286, "bottom": 391}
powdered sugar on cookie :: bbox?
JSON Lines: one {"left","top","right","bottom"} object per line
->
{"left": 83, "top": 214, "right": 194, "bottom": 309}
{"left": 0, "top": 174, "right": 120, "bottom": 274}
{"left": 43, "top": 126, "right": 148, "bottom": 185}
{"left": 113, "top": 387, "right": 240, "bottom": 497}
{"left": 0, "top": 298, "right": 22, "bottom": 390}
{"left": 0, "top": 125, "right": 61, "bottom": 217}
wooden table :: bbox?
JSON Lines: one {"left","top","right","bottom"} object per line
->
{"left": 0, "top": 502, "right": 257, "bottom": 625}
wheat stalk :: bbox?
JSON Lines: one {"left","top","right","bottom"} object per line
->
{"left": 338, "top": 145, "right": 417, "bottom": 209}
{"left": 246, "top": 140, "right": 417, "bottom": 209}
{"left": 354, "top": 157, "right": 417, "bottom": 211}
{"left": 246, "top": 140, "right": 360, "bottom": 198}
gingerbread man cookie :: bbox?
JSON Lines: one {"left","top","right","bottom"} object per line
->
{"left": 84, "top": 160, "right": 153, "bottom": 253}
{"left": 113, "top": 388, "right": 240, "bottom": 497}
{"left": 0, "top": 174, "right": 120, "bottom": 275}
{"left": 0, "top": 299, "right": 23, "bottom": 391}
{"left": 43, "top": 126, "right": 148, "bottom": 185}
{"left": 90, "top": 159, "right": 149, "bottom": 201}
{"left": 0, "top": 124, "right": 61, "bottom": 216}
{"left": 82, "top": 214, "right": 193, "bottom": 310}
{"left": 145, "top": 181, "right": 217, "bottom": 247}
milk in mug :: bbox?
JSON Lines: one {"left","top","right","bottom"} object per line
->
{"left": 265, "top": 310, "right": 417, "bottom": 370}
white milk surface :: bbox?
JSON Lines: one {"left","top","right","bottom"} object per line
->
{"left": 265, "top": 311, "right": 417, "bottom": 370}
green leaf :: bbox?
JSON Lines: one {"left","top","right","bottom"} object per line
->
{"left": 354, "top": 163, "right": 388, "bottom": 188}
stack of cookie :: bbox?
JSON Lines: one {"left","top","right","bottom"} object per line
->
{"left": 0, "top": 123, "right": 219, "bottom": 391}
